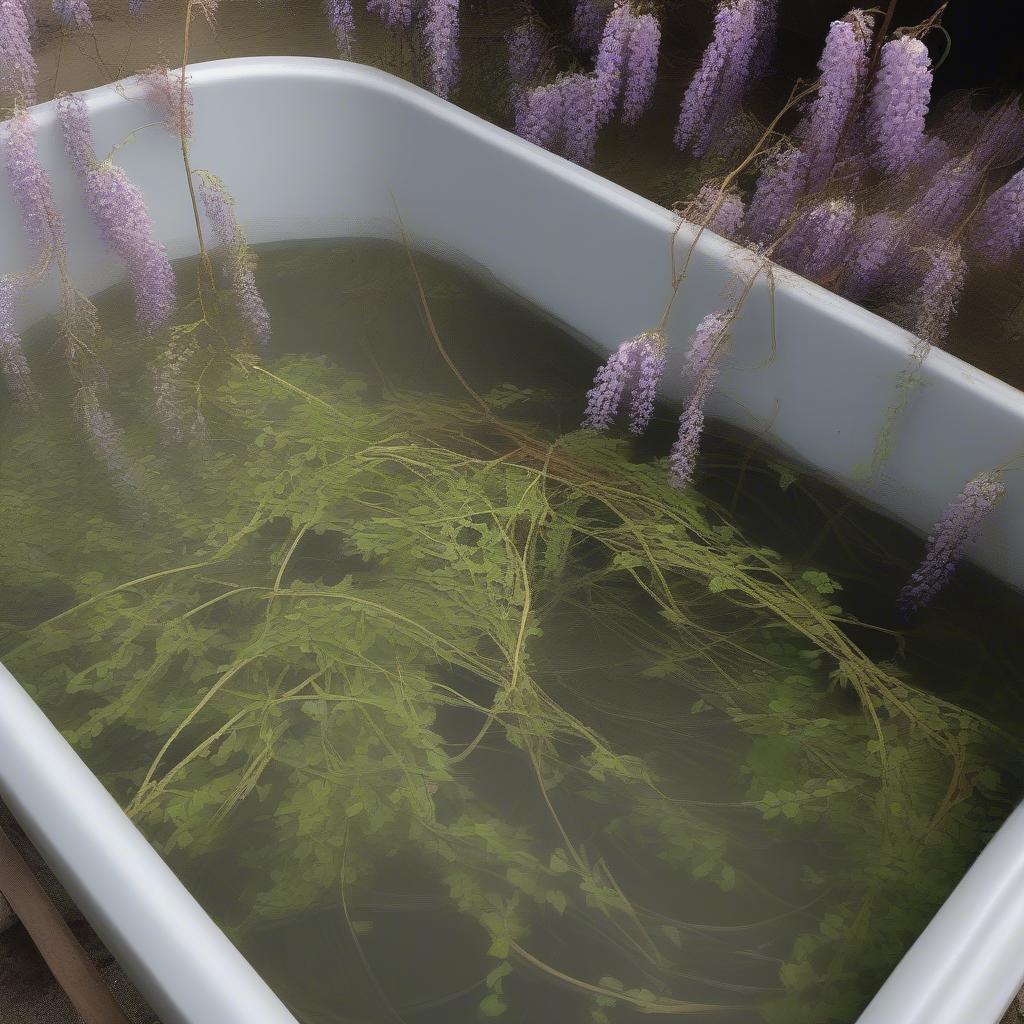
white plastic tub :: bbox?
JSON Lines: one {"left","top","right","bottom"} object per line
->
{"left": 1, "top": 57, "right": 1023, "bottom": 1024}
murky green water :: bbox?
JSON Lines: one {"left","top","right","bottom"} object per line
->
{"left": 2, "top": 238, "right": 1023, "bottom": 1024}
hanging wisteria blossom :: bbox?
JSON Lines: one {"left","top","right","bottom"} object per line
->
{"left": 139, "top": 66, "right": 194, "bottom": 138}
{"left": 366, "top": 0, "right": 413, "bottom": 30}
{"left": 0, "top": 275, "right": 36, "bottom": 407}
{"left": 745, "top": 148, "right": 808, "bottom": 244}
{"left": 688, "top": 182, "right": 745, "bottom": 239}
{"left": 798, "top": 10, "right": 874, "bottom": 192}
{"left": 775, "top": 198, "right": 856, "bottom": 283}
{"left": 196, "top": 173, "right": 272, "bottom": 346}
{"left": 867, "top": 35, "right": 933, "bottom": 177}
{"left": 838, "top": 212, "right": 904, "bottom": 302}
{"left": 582, "top": 331, "right": 666, "bottom": 435}
{"left": 515, "top": 74, "right": 599, "bottom": 167}
{"left": 57, "top": 92, "right": 177, "bottom": 331}
{"left": 971, "top": 168, "right": 1024, "bottom": 263}
{"left": 0, "top": 0, "right": 37, "bottom": 101}
{"left": 898, "top": 472, "right": 1006, "bottom": 617}
{"left": 52, "top": 0, "right": 93, "bottom": 30}
{"left": 674, "top": 0, "right": 770, "bottom": 158}
{"left": 506, "top": 19, "right": 546, "bottom": 87}
{"left": 621, "top": 12, "right": 661, "bottom": 127}
{"left": 5, "top": 110, "right": 65, "bottom": 263}
{"left": 423, "top": 0, "right": 460, "bottom": 100}
{"left": 571, "top": 0, "right": 606, "bottom": 54}
{"left": 669, "top": 311, "right": 731, "bottom": 488}
{"left": 912, "top": 242, "right": 966, "bottom": 350}
{"left": 324, "top": 0, "right": 356, "bottom": 56}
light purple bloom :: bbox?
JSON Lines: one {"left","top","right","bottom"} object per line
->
{"left": 197, "top": 173, "right": 271, "bottom": 346}
{"left": 52, "top": 0, "right": 92, "bottom": 29}
{"left": 77, "top": 387, "right": 138, "bottom": 490}
{"left": 838, "top": 212, "right": 904, "bottom": 302}
{"left": 775, "top": 198, "right": 856, "bottom": 282}
{"left": 514, "top": 75, "right": 599, "bottom": 168}
{"left": 423, "top": 0, "right": 459, "bottom": 100}
{"left": 5, "top": 109, "right": 65, "bottom": 262}
{"left": 506, "top": 19, "right": 546, "bottom": 86}
{"left": 571, "top": 0, "right": 606, "bottom": 54}
{"left": 583, "top": 331, "right": 666, "bottom": 434}
{"left": 745, "top": 147, "right": 808, "bottom": 243}
{"left": 139, "top": 66, "right": 193, "bottom": 138}
{"left": 324, "top": 0, "right": 356, "bottom": 55}
{"left": 674, "top": 0, "right": 764, "bottom": 158}
{"left": 912, "top": 242, "right": 966, "bottom": 350}
{"left": 0, "top": 0, "right": 37, "bottom": 101}
{"left": 799, "top": 11, "right": 873, "bottom": 192}
{"left": 971, "top": 167, "right": 1024, "bottom": 263}
{"left": 867, "top": 36, "right": 932, "bottom": 176}
{"left": 594, "top": 2, "right": 635, "bottom": 128}
{"left": 669, "top": 311, "right": 731, "bottom": 488}
{"left": 972, "top": 98, "right": 1024, "bottom": 169}
{"left": 0, "top": 275, "right": 36, "bottom": 406}
{"left": 366, "top": 0, "right": 413, "bottom": 30}
{"left": 907, "top": 157, "right": 983, "bottom": 236}
{"left": 57, "top": 92, "right": 177, "bottom": 331}
{"left": 898, "top": 472, "right": 1005, "bottom": 617}
{"left": 688, "top": 182, "right": 745, "bottom": 239}
{"left": 622, "top": 12, "right": 660, "bottom": 127}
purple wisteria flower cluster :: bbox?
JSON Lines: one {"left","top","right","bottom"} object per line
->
{"left": 196, "top": 173, "right": 272, "bottom": 346}
{"left": 0, "top": 0, "right": 36, "bottom": 102}
{"left": 325, "top": 0, "right": 356, "bottom": 56}
{"left": 515, "top": 74, "right": 600, "bottom": 168}
{"left": 140, "top": 66, "right": 194, "bottom": 139}
{"left": 582, "top": 331, "right": 666, "bottom": 436}
{"left": 898, "top": 472, "right": 1006, "bottom": 617}
{"left": 57, "top": 92, "right": 177, "bottom": 331}
{"left": 52, "top": 0, "right": 92, "bottom": 30}
{"left": 0, "top": 274, "right": 36, "bottom": 407}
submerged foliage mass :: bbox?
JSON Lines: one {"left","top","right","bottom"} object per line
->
{"left": 0, "top": 257, "right": 1019, "bottom": 1021}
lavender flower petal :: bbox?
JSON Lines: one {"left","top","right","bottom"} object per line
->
{"left": 912, "top": 242, "right": 966, "bottom": 350}
{"left": 669, "top": 311, "right": 731, "bottom": 487}
{"left": 197, "top": 173, "right": 271, "bottom": 346}
{"left": 139, "top": 66, "right": 193, "bottom": 138}
{"left": 423, "top": 0, "right": 459, "bottom": 100}
{"left": 867, "top": 36, "right": 933, "bottom": 176}
{"left": 898, "top": 472, "right": 1005, "bottom": 617}
{"left": 52, "top": 0, "right": 92, "bottom": 29}
{"left": 0, "top": 0, "right": 37, "bottom": 101}
{"left": 583, "top": 331, "right": 664, "bottom": 432}
{"left": 622, "top": 12, "right": 660, "bottom": 127}
{"left": 325, "top": 0, "right": 356, "bottom": 54}
{"left": 799, "top": 11, "right": 873, "bottom": 192}
{"left": 5, "top": 109, "right": 65, "bottom": 262}
{"left": 775, "top": 198, "right": 856, "bottom": 282}
{"left": 571, "top": 0, "right": 606, "bottom": 54}
{"left": 0, "top": 275, "right": 36, "bottom": 406}
{"left": 970, "top": 167, "right": 1024, "bottom": 263}
{"left": 593, "top": 2, "right": 635, "bottom": 128}
{"left": 838, "top": 212, "right": 904, "bottom": 302}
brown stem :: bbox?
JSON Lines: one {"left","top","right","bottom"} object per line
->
{"left": 866, "top": 0, "right": 898, "bottom": 85}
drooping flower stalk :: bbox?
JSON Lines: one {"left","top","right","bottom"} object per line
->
{"left": 912, "top": 242, "right": 966, "bottom": 350}
{"left": 5, "top": 109, "right": 66, "bottom": 263}
{"left": 907, "top": 157, "right": 983, "bottom": 236}
{"left": 196, "top": 172, "right": 271, "bottom": 346}
{"left": 798, "top": 10, "right": 874, "bottom": 192}
{"left": 688, "top": 182, "right": 745, "bottom": 239}
{"left": 775, "top": 198, "right": 856, "bottom": 282}
{"left": 324, "top": 0, "right": 356, "bottom": 55}
{"left": 0, "top": 275, "right": 36, "bottom": 406}
{"left": 744, "top": 147, "right": 808, "bottom": 243}
{"left": 970, "top": 167, "right": 1024, "bottom": 263}
{"left": 582, "top": 331, "right": 666, "bottom": 434}
{"left": 621, "top": 12, "right": 660, "bottom": 127}
{"left": 0, "top": 0, "right": 37, "bottom": 101}
{"left": 57, "top": 92, "right": 177, "bottom": 331}
{"left": 571, "top": 0, "right": 606, "bottom": 54}
{"left": 506, "top": 19, "right": 546, "bottom": 86}
{"left": 366, "top": 0, "right": 413, "bottom": 30}
{"left": 838, "top": 212, "right": 904, "bottom": 301}
{"left": 669, "top": 311, "right": 731, "bottom": 488}
{"left": 593, "top": 2, "right": 635, "bottom": 128}
{"left": 515, "top": 75, "right": 599, "bottom": 168}
{"left": 52, "top": 0, "right": 92, "bottom": 29}
{"left": 867, "top": 35, "right": 933, "bottom": 176}
{"left": 898, "top": 472, "right": 1005, "bottom": 617}
{"left": 423, "top": 0, "right": 459, "bottom": 100}
{"left": 139, "top": 66, "right": 194, "bottom": 138}
{"left": 674, "top": 0, "right": 766, "bottom": 158}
